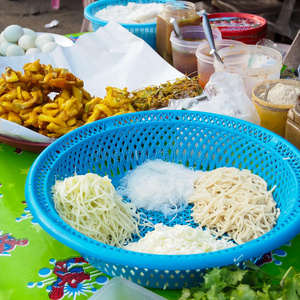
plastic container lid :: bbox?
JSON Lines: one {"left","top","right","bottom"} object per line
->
{"left": 214, "top": 45, "right": 282, "bottom": 76}
{"left": 206, "top": 12, "right": 267, "bottom": 44}
{"left": 88, "top": 277, "right": 167, "bottom": 300}
{"left": 170, "top": 25, "right": 222, "bottom": 50}
{"left": 196, "top": 39, "right": 244, "bottom": 64}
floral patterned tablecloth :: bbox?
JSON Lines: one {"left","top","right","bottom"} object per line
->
{"left": 0, "top": 142, "right": 299, "bottom": 300}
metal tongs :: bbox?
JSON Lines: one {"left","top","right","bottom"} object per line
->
{"left": 202, "top": 12, "right": 224, "bottom": 64}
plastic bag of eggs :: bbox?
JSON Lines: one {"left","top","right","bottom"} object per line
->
{"left": 0, "top": 24, "right": 59, "bottom": 56}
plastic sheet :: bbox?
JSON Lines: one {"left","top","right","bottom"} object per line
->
{"left": 167, "top": 72, "right": 260, "bottom": 125}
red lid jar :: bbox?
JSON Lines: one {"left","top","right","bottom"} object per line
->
{"left": 206, "top": 12, "right": 267, "bottom": 44}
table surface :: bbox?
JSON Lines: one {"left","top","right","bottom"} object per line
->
{"left": 0, "top": 141, "right": 299, "bottom": 300}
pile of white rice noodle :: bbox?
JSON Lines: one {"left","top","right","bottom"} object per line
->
{"left": 51, "top": 162, "right": 279, "bottom": 254}
{"left": 118, "top": 159, "right": 201, "bottom": 215}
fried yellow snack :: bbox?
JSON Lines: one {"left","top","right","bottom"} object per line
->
{"left": 84, "top": 97, "right": 102, "bottom": 113}
{"left": 72, "top": 86, "right": 83, "bottom": 102}
{"left": 21, "top": 90, "right": 31, "bottom": 101}
{"left": 23, "top": 60, "right": 41, "bottom": 72}
{"left": 102, "top": 86, "right": 132, "bottom": 108}
{"left": 0, "top": 90, "right": 18, "bottom": 102}
{"left": 84, "top": 87, "right": 137, "bottom": 124}
{"left": 0, "top": 101, "right": 14, "bottom": 112}
{"left": 85, "top": 104, "right": 113, "bottom": 124}
{"left": 19, "top": 107, "right": 35, "bottom": 122}
{"left": 38, "top": 114, "right": 67, "bottom": 128}
{"left": 2, "top": 68, "right": 21, "bottom": 83}
{"left": 24, "top": 106, "right": 43, "bottom": 128}
{"left": 1, "top": 61, "right": 203, "bottom": 140}
{"left": 42, "top": 103, "right": 59, "bottom": 117}
{"left": 60, "top": 97, "right": 83, "bottom": 118}
{"left": 8, "top": 111, "right": 22, "bottom": 125}
{"left": 0, "top": 113, "right": 8, "bottom": 120}
{"left": 0, "top": 106, "right": 6, "bottom": 115}
{"left": 46, "top": 120, "right": 84, "bottom": 138}
{"left": 0, "top": 60, "right": 92, "bottom": 138}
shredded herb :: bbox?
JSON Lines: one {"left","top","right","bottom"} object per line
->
{"left": 131, "top": 76, "right": 203, "bottom": 111}
{"left": 179, "top": 262, "right": 300, "bottom": 300}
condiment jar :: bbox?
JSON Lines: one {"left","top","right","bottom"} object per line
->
{"left": 170, "top": 25, "right": 222, "bottom": 76}
{"left": 285, "top": 102, "right": 300, "bottom": 150}
{"left": 156, "top": 1, "right": 201, "bottom": 65}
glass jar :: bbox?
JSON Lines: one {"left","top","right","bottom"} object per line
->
{"left": 156, "top": 1, "right": 201, "bottom": 65}
{"left": 285, "top": 102, "right": 300, "bottom": 149}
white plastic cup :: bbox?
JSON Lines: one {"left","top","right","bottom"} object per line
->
{"left": 170, "top": 26, "right": 222, "bottom": 76}
{"left": 196, "top": 39, "right": 244, "bottom": 89}
{"left": 214, "top": 45, "right": 283, "bottom": 98}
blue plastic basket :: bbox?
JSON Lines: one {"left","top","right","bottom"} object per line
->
{"left": 25, "top": 110, "right": 300, "bottom": 289}
{"left": 84, "top": 0, "right": 171, "bottom": 49}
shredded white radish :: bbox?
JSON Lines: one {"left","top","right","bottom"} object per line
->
{"left": 52, "top": 173, "right": 140, "bottom": 247}
{"left": 124, "top": 223, "right": 235, "bottom": 254}
{"left": 117, "top": 159, "right": 201, "bottom": 215}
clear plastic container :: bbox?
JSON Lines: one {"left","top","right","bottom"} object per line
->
{"left": 156, "top": 1, "right": 201, "bottom": 64}
{"left": 88, "top": 277, "right": 167, "bottom": 300}
{"left": 195, "top": 39, "right": 243, "bottom": 88}
{"left": 170, "top": 26, "right": 221, "bottom": 76}
{"left": 285, "top": 102, "right": 300, "bottom": 149}
{"left": 251, "top": 79, "right": 300, "bottom": 137}
{"left": 214, "top": 45, "right": 283, "bottom": 98}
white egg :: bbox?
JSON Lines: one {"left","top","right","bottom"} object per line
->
{"left": 35, "top": 40, "right": 49, "bottom": 51}
{"left": 0, "top": 42, "right": 15, "bottom": 56}
{"left": 18, "top": 34, "right": 36, "bottom": 51}
{"left": 6, "top": 44, "right": 25, "bottom": 56}
{"left": 35, "top": 33, "right": 55, "bottom": 44}
{"left": 41, "top": 42, "right": 58, "bottom": 52}
{"left": 3, "top": 25, "right": 24, "bottom": 43}
{"left": 23, "top": 28, "right": 37, "bottom": 39}
{"left": 25, "top": 47, "right": 41, "bottom": 55}
{"left": 0, "top": 32, "right": 8, "bottom": 44}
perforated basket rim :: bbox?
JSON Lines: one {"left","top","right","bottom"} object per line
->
{"left": 25, "top": 110, "right": 300, "bottom": 271}
{"left": 84, "top": 0, "right": 172, "bottom": 29}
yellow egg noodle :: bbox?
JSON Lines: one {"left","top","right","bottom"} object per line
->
{"left": 189, "top": 167, "right": 280, "bottom": 245}
{"left": 124, "top": 223, "right": 235, "bottom": 255}
{"left": 51, "top": 173, "right": 140, "bottom": 247}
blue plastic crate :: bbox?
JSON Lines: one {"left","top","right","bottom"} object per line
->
{"left": 25, "top": 110, "right": 300, "bottom": 289}
{"left": 84, "top": 0, "right": 171, "bottom": 49}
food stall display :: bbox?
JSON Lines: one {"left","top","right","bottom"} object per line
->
{"left": 1, "top": 2, "right": 300, "bottom": 299}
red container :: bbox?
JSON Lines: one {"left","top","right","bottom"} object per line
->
{"left": 206, "top": 12, "right": 267, "bottom": 44}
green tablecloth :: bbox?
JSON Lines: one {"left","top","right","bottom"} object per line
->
{"left": 0, "top": 142, "right": 299, "bottom": 300}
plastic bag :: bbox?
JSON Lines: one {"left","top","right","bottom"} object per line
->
{"left": 167, "top": 72, "right": 260, "bottom": 125}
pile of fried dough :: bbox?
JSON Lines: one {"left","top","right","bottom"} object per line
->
{"left": 0, "top": 60, "right": 202, "bottom": 138}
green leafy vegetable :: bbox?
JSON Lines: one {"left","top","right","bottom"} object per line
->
{"left": 179, "top": 262, "right": 300, "bottom": 300}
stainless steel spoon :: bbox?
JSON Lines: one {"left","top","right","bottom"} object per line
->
{"left": 202, "top": 12, "right": 224, "bottom": 64}
{"left": 170, "top": 18, "right": 183, "bottom": 40}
